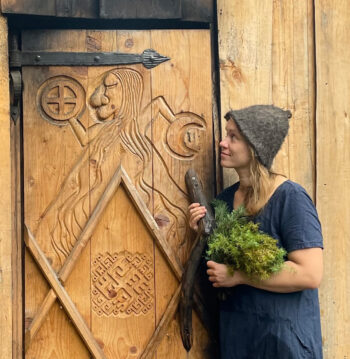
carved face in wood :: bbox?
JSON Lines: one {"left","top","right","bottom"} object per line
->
{"left": 90, "top": 72, "right": 123, "bottom": 121}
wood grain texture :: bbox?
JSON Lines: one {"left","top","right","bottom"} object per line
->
{"left": 1, "top": 0, "right": 97, "bottom": 18}
{"left": 25, "top": 228, "right": 107, "bottom": 359}
{"left": 0, "top": 13, "right": 12, "bottom": 359}
{"left": 99, "top": 0, "right": 181, "bottom": 19}
{"left": 22, "top": 29, "right": 213, "bottom": 359}
{"left": 217, "top": 0, "right": 315, "bottom": 198}
{"left": 23, "top": 30, "right": 92, "bottom": 359}
{"left": 25, "top": 165, "right": 123, "bottom": 350}
{"left": 10, "top": 93, "right": 23, "bottom": 358}
{"left": 315, "top": 1, "right": 350, "bottom": 357}
{"left": 150, "top": 29, "right": 212, "bottom": 358}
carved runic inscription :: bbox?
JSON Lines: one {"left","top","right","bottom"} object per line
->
{"left": 92, "top": 251, "right": 154, "bottom": 317}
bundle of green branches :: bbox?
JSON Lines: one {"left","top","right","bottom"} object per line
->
{"left": 206, "top": 200, "right": 286, "bottom": 281}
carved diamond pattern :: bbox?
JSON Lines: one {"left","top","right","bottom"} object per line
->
{"left": 92, "top": 251, "right": 154, "bottom": 317}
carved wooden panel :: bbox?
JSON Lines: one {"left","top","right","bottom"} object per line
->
{"left": 92, "top": 251, "right": 154, "bottom": 317}
{"left": 23, "top": 29, "right": 213, "bottom": 358}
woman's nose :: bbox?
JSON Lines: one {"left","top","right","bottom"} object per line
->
{"left": 219, "top": 140, "right": 227, "bottom": 148}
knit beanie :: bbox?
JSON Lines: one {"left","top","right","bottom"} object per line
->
{"left": 224, "top": 105, "right": 292, "bottom": 169}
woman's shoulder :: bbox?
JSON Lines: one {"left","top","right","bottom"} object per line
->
{"left": 269, "top": 179, "right": 316, "bottom": 214}
{"left": 273, "top": 179, "right": 312, "bottom": 200}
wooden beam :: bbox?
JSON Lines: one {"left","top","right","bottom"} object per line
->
{"left": 315, "top": 0, "right": 350, "bottom": 357}
{"left": 24, "top": 227, "right": 107, "bottom": 359}
{"left": 1, "top": 0, "right": 98, "bottom": 18}
{"left": 140, "top": 285, "right": 181, "bottom": 359}
{"left": 120, "top": 168, "right": 184, "bottom": 279}
{"left": 0, "top": 13, "right": 12, "bottom": 359}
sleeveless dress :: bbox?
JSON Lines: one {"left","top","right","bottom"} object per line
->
{"left": 216, "top": 180, "right": 323, "bottom": 359}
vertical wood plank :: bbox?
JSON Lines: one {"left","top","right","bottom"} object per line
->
{"left": 217, "top": 0, "right": 273, "bottom": 187}
{"left": 0, "top": 13, "right": 12, "bottom": 359}
{"left": 271, "top": 0, "right": 316, "bottom": 197}
{"left": 88, "top": 30, "right": 156, "bottom": 357}
{"left": 217, "top": 0, "right": 315, "bottom": 198}
{"left": 315, "top": 1, "right": 350, "bottom": 357}
{"left": 23, "top": 30, "right": 91, "bottom": 359}
{"left": 150, "top": 29, "right": 212, "bottom": 358}
{"left": 11, "top": 85, "right": 23, "bottom": 357}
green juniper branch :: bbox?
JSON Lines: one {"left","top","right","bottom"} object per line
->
{"left": 206, "top": 200, "right": 286, "bottom": 281}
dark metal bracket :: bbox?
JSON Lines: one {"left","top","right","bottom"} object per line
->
{"left": 10, "top": 71, "right": 22, "bottom": 123}
{"left": 9, "top": 49, "right": 170, "bottom": 69}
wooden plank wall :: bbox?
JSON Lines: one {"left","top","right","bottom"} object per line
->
{"left": 315, "top": 1, "right": 350, "bottom": 357}
{"left": 0, "top": 1, "right": 349, "bottom": 358}
{"left": 0, "top": 12, "right": 12, "bottom": 359}
{"left": 217, "top": 0, "right": 315, "bottom": 196}
{"left": 218, "top": 0, "right": 350, "bottom": 357}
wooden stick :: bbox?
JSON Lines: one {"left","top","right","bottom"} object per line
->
{"left": 25, "top": 165, "right": 122, "bottom": 350}
{"left": 24, "top": 227, "right": 107, "bottom": 359}
{"left": 179, "top": 169, "right": 215, "bottom": 351}
{"left": 140, "top": 285, "right": 181, "bottom": 359}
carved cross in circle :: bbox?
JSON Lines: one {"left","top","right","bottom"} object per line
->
{"left": 39, "top": 76, "right": 85, "bottom": 123}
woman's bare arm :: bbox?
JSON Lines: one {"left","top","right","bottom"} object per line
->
{"left": 207, "top": 247, "right": 323, "bottom": 293}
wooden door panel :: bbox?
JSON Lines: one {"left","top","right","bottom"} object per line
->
{"left": 90, "top": 184, "right": 156, "bottom": 357}
{"left": 23, "top": 29, "right": 213, "bottom": 358}
{"left": 149, "top": 30, "right": 212, "bottom": 358}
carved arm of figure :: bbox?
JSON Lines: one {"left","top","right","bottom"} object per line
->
{"left": 68, "top": 118, "right": 103, "bottom": 147}
{"left": 144, "top": 96, "right": 177, "bottom": 123}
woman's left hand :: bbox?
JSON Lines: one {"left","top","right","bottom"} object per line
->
{"left": 206, "top": 260, "right": 245, "bottom": 288}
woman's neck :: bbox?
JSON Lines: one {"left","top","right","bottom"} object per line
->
{"left": 236, "top": 168, "right": 251, "bottom": 189}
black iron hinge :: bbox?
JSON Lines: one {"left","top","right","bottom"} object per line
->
{"left": 9, "top": 49, "right": 170, "bottom": 69}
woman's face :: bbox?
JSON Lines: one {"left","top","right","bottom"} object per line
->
{"left": 219, "top": 119, "right": 252, "bottom": 170}
{"left": 90, "top": 73, "right": 123, "bottom": 120}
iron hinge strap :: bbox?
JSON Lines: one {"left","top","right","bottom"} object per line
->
{"left": 9, "top": 49, "right": 170, "bottom": 69}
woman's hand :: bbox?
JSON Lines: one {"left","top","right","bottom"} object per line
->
{"left": 188, "top": 203, "right": 207, "bottom": 232}
{"left": 206, "top": 260, "right": 245, "bottom": 288}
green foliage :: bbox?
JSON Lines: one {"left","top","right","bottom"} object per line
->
{"left": 206, "top": 200, "right": 286, "bottom": 281}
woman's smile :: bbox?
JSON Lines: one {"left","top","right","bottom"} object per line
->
{"left": 220, "top": 152, "right": 231, "bottom": 157}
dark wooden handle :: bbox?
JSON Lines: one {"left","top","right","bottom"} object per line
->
{"left": 185, "top": 168, "right": 214, "bottom": 235}
{"left": 179, "top": 168, "right": 215, "bottom": 351}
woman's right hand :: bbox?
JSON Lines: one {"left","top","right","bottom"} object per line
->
{"left": 188, "top": 203, "right": 207, "bottom": 232}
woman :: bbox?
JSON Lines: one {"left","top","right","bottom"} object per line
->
{"left": 189, "top": 105, "right": 323, "bottom": 358}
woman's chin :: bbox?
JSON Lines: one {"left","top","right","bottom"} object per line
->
{"left": 220, "top": 160, "right": 235, "bottom": 169}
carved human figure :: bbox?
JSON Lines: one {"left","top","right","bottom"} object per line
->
{"left": 35, "top": 68, "right": 204, "bottom": 270}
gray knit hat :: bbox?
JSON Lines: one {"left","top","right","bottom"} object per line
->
{"left": 224, "top": 105, "right": 292, "bottom": 169}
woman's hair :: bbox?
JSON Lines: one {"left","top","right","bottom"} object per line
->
{"left": 244, "top": 147, "right": 279, "bottom": 216}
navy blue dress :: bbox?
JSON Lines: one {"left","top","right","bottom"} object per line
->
{"left": 216, "top": 180, "right": 323, "bottom": 359}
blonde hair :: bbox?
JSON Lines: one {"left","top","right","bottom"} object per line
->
{"left": 244, "top": 148, "right": 279, "bottom": 216}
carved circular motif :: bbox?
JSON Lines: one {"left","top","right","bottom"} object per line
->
{"left": 37, "top": 76, "right": 85, "bottom": 125}
{"left": 166, "top": 112, "right": 206, "bottom": 159}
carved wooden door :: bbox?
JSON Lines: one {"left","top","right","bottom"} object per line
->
{"left": 23, "top": 29, "right": 214, "bottom": 359}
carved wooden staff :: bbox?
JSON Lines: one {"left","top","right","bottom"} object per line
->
{"left": 179, "top": 168, "right": 215, "bottom": 351}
